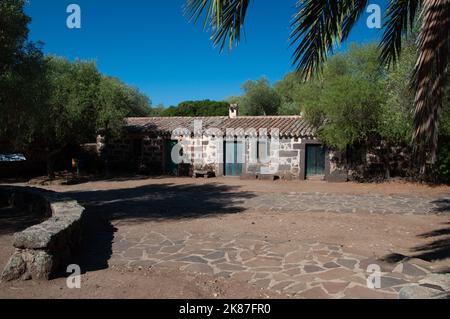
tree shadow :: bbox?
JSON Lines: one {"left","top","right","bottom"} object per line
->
{"left": 382, "top": 221, "right": 450, "bottom": 271}
{"left": 430, "top": 199, "right": 450, "bottom": 214}
{"left": 0, "top": 206, "right": 45, "bottom": 236}
{"left": 66, "top": 182, "right": 255, "bottom": 273}
{"left": 411, "top": 221, "right": 450, "bottom": 263}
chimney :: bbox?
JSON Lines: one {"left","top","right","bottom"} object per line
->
{"left": 229, "top": 104, "right": 239, "bottom": 119}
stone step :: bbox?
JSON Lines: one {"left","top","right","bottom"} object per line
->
{"left": 307, "top": 175, "right": 325, "bottom": 181}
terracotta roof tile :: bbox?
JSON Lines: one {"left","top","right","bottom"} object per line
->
{"left": 125, "top": 116, "right": 315, "bottom": 138}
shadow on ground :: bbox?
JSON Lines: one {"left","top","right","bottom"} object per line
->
{"left": 0, "top": 206, "right": 46, "bottom": 236}
{"left": 66, "top": 182, "right": 255, "bottom": 273}
{"left": 382, "top": 199, "right": 450, "bottom": 267}
{"left": 431, "top": 199, "right": 450, "bottom": 214}
{"left": 383, "top": 223, "right": 450, "bottom": 272}
{"left": 411, "top": 221, "right": 450, "bottom": 263}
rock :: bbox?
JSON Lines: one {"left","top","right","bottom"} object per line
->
{"left": 323, "top": 262, "right": 340, "bottom": 269}
{"left": 399, "top": 285, "right": 448, "bottom": 299}
{"left": 1, "top": 253, "right": 27, "bottom": 281}
{"left": 303, "top": 265, "right": 325, "bottom": 273}
{"left": 21, "top": 272, "right": 32, "bottom": 281}
{"left": 401, "top": 263, "right": 428, "bottom": 277}
{"left": 184, "top": 263, "right": 214, "bottom": 275}
{"left": 380, "top": 276, "right": 409, "bottom": 289}
{"left": 419, "top": 274, "right": 450, "bottom": 291}
{"left": 14, "top": 228, "right": 52, "bottom": 250}
{"left": 30, "top": 251, "right": 54, "bottom": 280}
{"left": 1, "top": 186, "right": 85, "bottom": 282}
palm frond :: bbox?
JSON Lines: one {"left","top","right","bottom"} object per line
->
{"left": 289, "top": 0, "right": 368, "bottom": 80}
{"left": 185, "top": 0, "right": 250, "bottom": 51}
{"left": 413, "top": 0, "right": 450, "bottom": 168}
{"left": 380, "top": 0, "right": 422, "bottom": 66}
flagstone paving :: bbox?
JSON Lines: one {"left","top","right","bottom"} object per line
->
{"left": 109, "top": 231, "right": 436, "bottom": 299}
{"left": 244, "top": 193, "right": 450, "bottom": 215}
{"left": 67, "top": 181, "right": 449, "bottom": 298}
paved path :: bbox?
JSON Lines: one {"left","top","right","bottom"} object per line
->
{"left": 108, "top": 231, "right": 433, "bottom": 299}
{"left": 245, "top": 192, "right": 449, "bottom": 215}
{"left": 71, "top": 184, "right": 449, "bottom": 299}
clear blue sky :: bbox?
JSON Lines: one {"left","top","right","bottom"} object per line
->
{"left": 25, "top": 0, "right": 387, "bottom": 107}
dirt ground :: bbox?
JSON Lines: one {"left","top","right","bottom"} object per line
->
{"left": 0, "top": 177, "right": 449, "bottom": 299}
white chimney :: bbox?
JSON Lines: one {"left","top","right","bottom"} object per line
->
{"left": 229, "top": 104, "right": 239, "bottom": 118}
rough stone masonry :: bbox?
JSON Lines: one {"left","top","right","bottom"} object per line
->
{"left": 0, "top": 186, "right": 85, "bottom": 281}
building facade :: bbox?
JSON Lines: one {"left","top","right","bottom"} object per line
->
{"left": 97, "top": 107, "right": 348, "bottom": 182}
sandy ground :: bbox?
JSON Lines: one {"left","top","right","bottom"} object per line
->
{"left": 0, "top": 177, "right": 449, "bottom": 298}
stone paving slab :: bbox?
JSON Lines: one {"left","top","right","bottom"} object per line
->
{"left": 244, "top": 193, "right": 450, "bottom": 215}
{"left": 109, "top": 230, "right": 437, "bottom": 299}
{"left": 75, "top": 186, "right": 450, "bottom": 298}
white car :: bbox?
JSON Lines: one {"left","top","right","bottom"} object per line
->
{"left": 0, "top": 154, "right": 27, "bottom": 162}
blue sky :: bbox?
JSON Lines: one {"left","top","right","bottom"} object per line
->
{"left": 25, "top": 0, "right": 387, "bottom": 106}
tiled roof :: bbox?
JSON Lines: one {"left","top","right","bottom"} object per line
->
{"left": 124, "top": 116, "right": 315, "bottom": 138}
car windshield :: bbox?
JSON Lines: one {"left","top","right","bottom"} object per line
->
{"left": 0, "top": 154, "right": 27, "bottom": 162}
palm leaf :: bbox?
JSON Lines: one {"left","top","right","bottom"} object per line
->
{"left": 185, "top": 0, "right": 250, "bottom": 50}
{"left": 380, "top": 0, "right": 422, "bottom": 66}
{"left": 289, "top": 0, "right": 368, "bottom": 80}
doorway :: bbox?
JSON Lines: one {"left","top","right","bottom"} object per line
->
{"left": 224, "top": 141, "right": 244, "bottom": 176}
{"left": 132, "top": 138, "right": 143, "bottom": 171}
{"left": 165, "top": 140, "right": 179, "bottom": 175}
{"left": 306, "top": 144, "right": 325, "bottom": 178}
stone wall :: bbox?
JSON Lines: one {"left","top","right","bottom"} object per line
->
{"left": 101, "top": 133, "right": 338, "bottom": 181}
{"left": 103, "top": 137, "right": 133, "bottom": 169}
{"left": 326, "top": 150, "right": 349, "bottom": 182}
{"left": 99, "top": 135, "right": 164, "bottom": 173}
{"left": 141, "top": 136, "right": 164, "bottom": 174}
{"left": 0, "top": 186, "right": 85, "bottom": 281}
{"left": 244, "top": 137, "right": 303, "bottom": 180}
{"left": 180, "top": 136, "right": 306, "bottom": 179}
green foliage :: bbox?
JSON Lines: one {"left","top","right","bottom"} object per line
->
{"left": 436, "top": 140, "right": 450, "bottom": 183}
{"left": 378, "top": 43, "right": 416, "bottom": 144}
{"left": 278, "top": 101, "right": 300, "bottom": 116}
{"left": 300, "top": 44, "right": 386, "bottom": 150}
{"left": 156, "top": 100, "right": 229, "bottom": 117}
{"left": 435, "top": 88, "right": 450, "bottom": 182}
{"left": 0, "top": 0, "right": 47, "bottom": 151}
{"left": 0, "top": 0, "right": 153, "bottom": 164}
{"left": 238, "top": 78, "right": 280, "bottom": 116}
{"left": 42, "top": 57, "right": 152, "bottom": 147}
{"left": 274, "top": 73, "right": 302, "bottom": 115}
{"left": 0, "top": 0, "right": 31, "bottom": 73}
{"left": 97, "top": 76, "right": 151, "bottom": 136}
{"left": 44, "top": 57, "right": 102, "bottom": 148}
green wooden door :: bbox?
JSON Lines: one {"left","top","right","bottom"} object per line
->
{"left": 165, "top": 140, "right": 178, "bottom": 175}
{"left": 224, "top": 141, "right": 244, "bottom": 176}
{"left": 306, "top": 145, "right": 325, "bottom": 177}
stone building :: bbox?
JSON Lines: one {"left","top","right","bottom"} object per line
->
{"left": 97, "top": 106, "right": 348, "bottom": 181}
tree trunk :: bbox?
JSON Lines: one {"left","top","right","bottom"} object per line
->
{"left": 46, "top": 149, "right": 60, "bottom": 179}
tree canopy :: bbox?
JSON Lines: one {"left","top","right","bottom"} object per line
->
{"left": 0, "top": 0, "right": 153, "bottom": 174}
{"left": 0, "top": 0, "right": 46, "bottom": 152}
{"left": 230, "top": 78, "right": 281, "bottom": 116}
{"left": 153, "top": 100, "right": 229, "bottom": 117}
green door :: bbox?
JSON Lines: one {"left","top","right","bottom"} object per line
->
{"left": 165, "top": 140, "right": 178, "bottom": 175}
{"left": 306, "top": 145, "right": 325, "bottom": 177}
{"left": 224, "top": 141, "right": 244, "bottom": 176}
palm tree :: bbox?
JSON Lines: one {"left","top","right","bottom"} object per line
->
{"left": 185, "top": 0, "right": 449, "bottom": 173}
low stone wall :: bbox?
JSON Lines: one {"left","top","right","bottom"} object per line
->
{"left": 0, "top": 186, "right": 85, "bottom": 281}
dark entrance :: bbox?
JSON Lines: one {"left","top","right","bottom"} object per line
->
{"left": 224, "top": 141, "right": 244, "bottom": 176}
{"left": 132, "top": 138, "right": 143, "bottom": 171}
{"left": 306, "top": 144, "right": 325, "bottom": 177}
{"left": 165, "top": 140, "right": 179, "bottom": 175}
